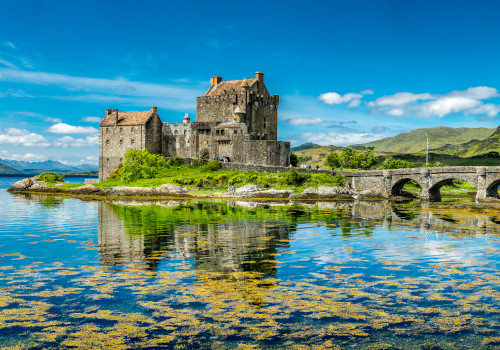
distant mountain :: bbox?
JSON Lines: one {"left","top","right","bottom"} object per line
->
{"left": 291, "top": 143, "right": 321, "bottom": 152}
{"left": 0, "top": 162, "right": 22, "bottom": 174}
{"left": 355, "top": 127, "right": 494, "bottom": 154}
{"left": 0, "top": 159, "right": 98, "bottom": 174}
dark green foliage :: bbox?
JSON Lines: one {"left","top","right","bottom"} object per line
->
{"left": 38, "top": 172, "right": 64, "bottom": 183}
{"left": 285, "top": 168, "right": 309, "bottom": 186}
{"left": 381, "top": 157, "right": 415, "bottom": 169}
{"left": 290, "top": 153, "right": 299, "bottom": 167}
{"left": 325, "top": 152, "right": 340, "bottom": 169}
{"left": 203, "top": 160, "right": 221, "bottom": 172}
{"left": 423, "top": 161, "right": 444, "bottom": 167}
{"left": 199, "top": 148, "right": 210, "bottom": 164}
{"left": 119, "top": 149, "right": 167, "bottom": 183}
{"left": 166, "top": 155, "right": 181, "bottom": 166}
{"left": 325, "top": 147, "right": 378, "bottom": 170}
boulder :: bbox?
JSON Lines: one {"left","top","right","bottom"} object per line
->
{"left": 8, "top": 178, "right": 33, "bottom": 191}
{"left": 156, "top": 184, "right": 189, "bottom": 194}
{"left": 234, "top": 184, "right": 261, "bottom": 195}
{"left": 73, "top": 184, "right": 100, "bottom": 195}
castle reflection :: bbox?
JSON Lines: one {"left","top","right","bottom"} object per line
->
{"left": 96, "top": 199, "right": 500, "bottom": 273}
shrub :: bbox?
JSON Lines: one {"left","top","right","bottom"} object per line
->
{"left": 381, "top": 157, "right": 415, "bottom": 169}
{"left": 199, "top": 148, "right": 210, "bottom": 164}
{"left": 107, "top": 164, "right": 122, "bottom": 180}
{"left": 119, "top": 149, "right": 167, "bottom": 183}
{"left": 423, "top": 161, "right": 444, "bottom": 167}
{"left": 325, "top": 147, "right": 378, "bottom": 170}
{"left": 203, "top": 160, "right": 221, "bottom": 172}
{"left": 285, "top": 168, "right": 310, "bottom": 186}
{"left": 38, "top": 172, "right": 64, "bottom": 183}
{"left": 290, "top": 152, "right": 299, "bottom": 167}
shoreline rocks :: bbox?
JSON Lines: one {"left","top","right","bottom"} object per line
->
{"left": 7, "top": 177, "right": 384, "bottom": 200}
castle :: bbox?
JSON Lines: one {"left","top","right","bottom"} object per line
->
{"left": 98, "top": 72, "right": 291, "bottom": 180}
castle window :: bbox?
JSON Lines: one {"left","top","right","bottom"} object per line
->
{"left": 106, "top": 158, "right": 109, "bottom": 162}
{"left": 131, "top": 126, "right": 135, "bottom": 133}
{"left": 184, "top": 130, "right": 186, "bottom": 135}
{"left": 234, "top": 130, "right": 237, "bottom": 134}
{"left": 131, "top": 139, "right": 135, "bottom": 145}
{"left": 106, "top": 128, "right": 110, "bottom": 134}
{"left": 120, "top": 139, "right": 123, "bottom": 145}
{"left": 221, "top": 130, "right": 225, "bottom": 136}
{"left": 120, "top": 158, "right": 123, "bottom": 163}
{"left": 119, "top": 127, "right": 123, "bottom": 133}
{"left": 106, "top": 140, "right": 109, "bottom": 145}
{"left": 216, "top": 130, "right": 220, "bottom": 136}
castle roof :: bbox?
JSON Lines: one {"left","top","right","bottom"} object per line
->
{"left": 205, "top": 78, "right": 263, "bottom": 96}
{"left": 216, "top": 121, "right": 243, "bottom": 128}
{"left": 100, "top": 110, "right": 154, "bottom": 127}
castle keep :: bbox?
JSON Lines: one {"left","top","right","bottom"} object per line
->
{"left": 99, "top": 72, "right": 290, "bottom": 180}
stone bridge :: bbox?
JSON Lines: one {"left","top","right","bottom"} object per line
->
{"left": 343, "top": 166, "right": 500, "bottom": 201}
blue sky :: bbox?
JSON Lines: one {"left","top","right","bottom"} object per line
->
{"left": 2, "top": 0, "right": 500, "bottom": 165}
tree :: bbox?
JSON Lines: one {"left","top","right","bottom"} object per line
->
{"left": 381, "top": 157, "right": 415, "bottom": 169}
{"left": 325, "top": 147, "right": 378, "bottom": 170}
{"left": 290, "top": 152, "right": 299, "bottom": 167}
{"left": 119, "top": 149, "right": 167, "bottom": 182}
{"left": 199, "top": 148, "right": 210, "bottom": 164}
{"left": 325, "top": 152, "right": 340, "bottom": 169}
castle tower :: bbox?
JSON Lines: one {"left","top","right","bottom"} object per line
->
{"left": 233, "top": 106, "right": 246, "bottom": 123}
{"left": 183, "top": 113, "right": 191, "bottom": 124}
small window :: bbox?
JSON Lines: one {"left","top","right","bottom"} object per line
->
{"left": 234, "top": 130, "right": 237, "bottom": 134}
{"left": 131, "top": 139, "right": 135, "bottom": 145}
{"left": 106, "top": 140, "right": 109, "bottom": 145}
{"left": 120, "top": 139, "right": 123, "bottom": 145}
{"left": 106, "top": 158, "right": 109, "bottom": 162}
{"left": 106, "top": 128, "right": 110, "bottom": 134}
{"left": 131, "top": 126, "right": 135, "bottom": 133}
{"left": 221, "top": 130, "right": 225, "bottom": 136}
{"left": 119, "top": 127, "right": 123, "bottom": 133}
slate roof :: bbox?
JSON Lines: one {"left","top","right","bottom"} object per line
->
{"left": 100, "top": 110, "right": 153, "bottom": 127}
{"left": 205, "top": 78, "right": 258, "bottom": 96}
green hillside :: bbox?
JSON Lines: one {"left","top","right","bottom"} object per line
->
{"left": 0, "top": 163, "right": 22, "bottom": 174}
{"left": 455, "top": 126, "right": 500, "bottom": 157}
{"left": 291, "top": 142, "right": 321, "bottom": 152}
{"left": 356, "top": 126, "right": 494, "bottom": 155}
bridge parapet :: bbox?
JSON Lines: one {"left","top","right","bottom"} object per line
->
{"left": 340, "top": 166, "right": 500, "bottom": 202}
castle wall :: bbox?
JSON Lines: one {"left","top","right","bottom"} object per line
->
{"left": 243, "top": 140, "right": 290, "bottom": 167}
{"left": 99, "top": 124, "right": 146, "bottom": 180}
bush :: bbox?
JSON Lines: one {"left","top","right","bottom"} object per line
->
{"left": 381, "top": 157, "right": 415, "bottom": 169}
{"left": 423, "top": 161, "right": 444, "bottom": 167}
{"left": 199, "top": 148, "right": 210, "bottom": 164}
{"left": 203, "top": 160, "right": 221, "bottom": 172}
{"left": 285, "top": 168, "right": 310, "bottom": 186}
{"left": 119, "top": 149, "right": 167, "bottom": 183}
{"left": 325, "top": 147, "right": 378, "bottom": 170}
{"left": 290, "top": 153, "right": 299, "bottom": 167}
{"left": 38, "top": 172, "right": 64, "bottom": 183}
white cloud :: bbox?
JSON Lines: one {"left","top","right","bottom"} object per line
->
{"left": 298, "top": 132, "right": 385, "bottom": 146}
{"left": 0, "top": 57, "right": 17, "bottom": 69}
{"left": 44, "top": 117, "right": 62, "bottom": 123}
{"left": 0, "top": 150, "right": 47, "bottom": 162}
{"left": 0, "top": 88, "right": 32, "bottom": 98}
{"left": 81, "top": 116, "right": 101, "bottom": 123}
{"left": 285, "top": 117, "right": 324, "bottom": 125}
{"left": 53, "top": 135, "right": 99, "bottom": 147}
{"left": 0, "top": 128, "right": 50, "bottom": 147}
{"left": 369, "top": 92, "right": 434, "bottom": 107}
{"left": 5, "top": 42, "right": 16, "bottom": 49}
{"left": 370, "top": 86, "right": 500, "bottom": 119}
{"left": 318, "top": 90, "right": 373, "bottom": 108}
{"left": 47, "top": 123, "right": 98, "bottom": 135}
{"left": 0, "top": 67, "right": 202, "bottom": 111}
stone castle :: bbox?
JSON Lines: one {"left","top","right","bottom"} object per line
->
{"left": 99, "top": 72, "right": 290, "bottom": 180}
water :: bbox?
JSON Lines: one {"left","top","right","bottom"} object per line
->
{"left": 0, "top": 176, "right": 499, "bottom": 349}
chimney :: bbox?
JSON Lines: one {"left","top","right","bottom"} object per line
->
{"left": 210, "top": 76, "right": 222, "bottom": 85}
{"left": 255, "top": 71, "right": 264, "bottom": 83}
{"left": 151, "top": 106, "right": 157, "bottom": 114}
{"left": 113, "top": 109, "right": 118, "bottom": 125}
{"left": 183, "top": 113, "right": 191, "bottom": 124}
{"left": 105, "top": 108, "right": 110, "bottom": 116}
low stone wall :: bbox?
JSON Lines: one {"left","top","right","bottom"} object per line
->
{"left": 221, "top": 162, "right": 334, "bottom": 175}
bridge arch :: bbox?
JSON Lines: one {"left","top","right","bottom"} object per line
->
{"left": 391, "top": 177, "right": 423, "bottom": 197}
{"left": 428, "top": 176, "right": 478, "bottom": 202}
{"left": 485, "top": 179, "right": 500, "bottom": 199}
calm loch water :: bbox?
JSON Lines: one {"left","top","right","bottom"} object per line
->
{"left": 0, "top": 176, "right": 499, "bottom": 349}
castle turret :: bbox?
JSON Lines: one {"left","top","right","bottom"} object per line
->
{"left": 233, "top": 106, "right": 246, "bottom": 123}
{"left": 183, "top": 113, "right": 191, "bottom": 124}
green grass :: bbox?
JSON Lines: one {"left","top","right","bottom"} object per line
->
{"left": 92, "top": 164, "right": 345, "bottom": 193}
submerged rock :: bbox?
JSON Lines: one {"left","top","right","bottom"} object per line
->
{"left": 8, "top": 178, "right": 33, "bottom": 191}
{"left": 73, "top": 184, "right": 100, "bottom": 195}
